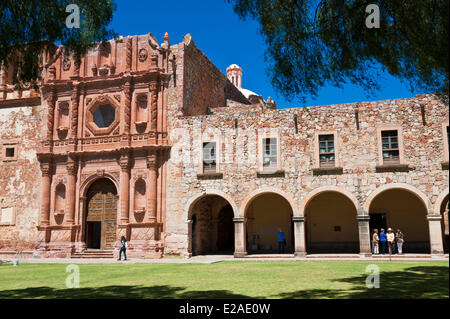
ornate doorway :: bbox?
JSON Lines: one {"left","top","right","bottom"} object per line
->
{"left": 85, "top": 178, "right": 118, "bottom": 250}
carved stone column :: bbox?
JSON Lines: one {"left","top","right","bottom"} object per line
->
{"left": 233, "top": 217, "right": 247, "bottom": 257}
{"left": 123, "top": 79, "right": 132, "bottom": 135}
{"left": 428, "top": 214, "right": 444, "bottom": 255}
{"left": 149, "top": 81, "right": 158, "bottom": 132}
{"left": 65, "top": 157, "right": 78, "bottom": 225}
{"left": 39, "top": 162, "right": 52, "bottom": 226}
{"left": 119, "top": 154, "right": 131, "bottom": 224}
{"left": 146, "top": 150, "right": 158, "bottom": 223}
{"left": 293, "top": 216, "right": 306, "bottom": 256}
{"left": 357, "top": 214, "right": 372, "bottom": 256}
{"left": 70, "top": 83, "right": 80, "bottom": 138}
{"left": 126, "top": 37, "right": 132, "bottom": 71}
{"left": 46, "top": 87, "right": 56, "bottom": 140}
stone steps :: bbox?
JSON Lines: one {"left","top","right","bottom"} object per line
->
{"left": 71, "top": 250, "right": 114, "bottom": 259}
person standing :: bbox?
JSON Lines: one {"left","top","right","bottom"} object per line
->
{"left": 396, "top": 229, "right": 404, "bottom": 254}
{"left": 372, "top": 229, "right": 379, "bottom": 254}
{"left": 386, "top": 228, "right": 395, "bottom": 255}
{"left": 277, "top": 228, "right": 286, "bottom": 254}
{"left": 379, "top": 228, "right": 387, "bottom": 255}
{"left": 118, "top": 236, "right": 128, "bottom": 261}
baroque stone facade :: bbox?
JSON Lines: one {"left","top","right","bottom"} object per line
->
{"left": 0, "top": 32, "right": 448, "bottom": 258}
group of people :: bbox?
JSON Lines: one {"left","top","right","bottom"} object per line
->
{"left": 372, "top": 228, "right": 405, "bottom": 255}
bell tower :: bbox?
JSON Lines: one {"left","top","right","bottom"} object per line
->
{"left": 226, "top": 64, "right": 242, "bottom": 88}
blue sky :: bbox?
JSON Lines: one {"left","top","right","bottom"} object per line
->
{"left": 110, "top": 0, "right": 422, "bottom": 109}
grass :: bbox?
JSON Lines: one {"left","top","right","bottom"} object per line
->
{"left": 0, "top": 261, "right": 448, "bottom": 299}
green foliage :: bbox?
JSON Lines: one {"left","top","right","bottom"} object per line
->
{"left": 0, "top": 0, "right": 116, "bottom": 84}
{"left": 228, "top": 0, "right": 449, "bottom": 102}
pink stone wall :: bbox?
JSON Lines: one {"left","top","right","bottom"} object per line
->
{"left": 0, "top": 101, "right": 44, "bottom": 252}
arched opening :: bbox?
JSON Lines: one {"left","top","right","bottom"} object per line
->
{"left": 84, "top": 178, "right": 118, "bottom": 250}
{"left": 369, "top": 188, "right": 429, "bottom": 253}
{"left": 305, "top": 191, "right": 359, "bottom": 254}
{"left": 189, "top": 195, "right": 234, "bottom": 255}
{"left": 245, "top": 193, "right": 294, "bottom": 254}
{"left": 440, "top": 194, "right": 449, "bottom": 254}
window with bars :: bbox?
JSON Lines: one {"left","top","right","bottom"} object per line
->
{"left": 382, "top": 130, "right": 400, "bottom": 164}
{"left": 263, "top": 137, "right": 277, "bottom": 170}
{"left": 319, "top": 134, "right": 335, "bottom": 168}
{"left": 203, "top": 142, "right": 217, "bottom": 173}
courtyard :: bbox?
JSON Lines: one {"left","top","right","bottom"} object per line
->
{"left": 0, "top": 261, "right": 448, "bottom": 299}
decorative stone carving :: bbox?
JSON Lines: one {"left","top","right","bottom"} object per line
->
{"left": 46, "top": 88, "right": 56, "bottom": 140}
{"left": 48, "top": 66, "right": 56, "bottom": 80}
{"left": 71, "top": 84, "right": 80, "bottom": 137}
{"left": 98, "top": 64, "right": 109, "bottom": 76}
{"left": 146, "top": 151, "right": 158, "bottom": 170}
{"left": 149, "top": 81, "right": 158, "bottom": 131}
{"left": 40, "top": 162, "right": 52, "bottom": 177}
{"left": 62, "top": 56, "right": 71, "bottom": 71}
{"left": 66, "top": 161, "right": 78, "bottom": 176}
{"left": 91, "top": 64, "right": 98, "bottom": 76}
{"left": 139, "top": 48, "right": 148, "bottom": 62}
{"left": 119, "top": 155, "right": 130, "bottom": 171}
{"left": 123, "top": 80, "right": 132, "bottom": 134}
{"left": 126, "top": 37, "right": 133, "bottom": 70}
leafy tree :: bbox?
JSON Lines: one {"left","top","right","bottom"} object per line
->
{"left": 228, "top": 0, "right": 449, "bottom": 102}
{"left": 0, "top": 0, "right": 116, "bottom": 85}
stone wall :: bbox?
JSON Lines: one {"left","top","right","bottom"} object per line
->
{"left": 0, "top": 101, "right": 44, "bottom": 252}
{"left": 181, "top": 34, "right": 248, "bottom": 116}
{"left": 165, "top": 93, "right": 449, "bottom": 255}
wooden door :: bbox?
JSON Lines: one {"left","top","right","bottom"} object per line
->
{"left": 86, "top": 179, "right": 117, "bottom": 250}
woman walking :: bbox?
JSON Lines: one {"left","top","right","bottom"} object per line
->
{"left": 118, "top": 236, "right": 128, "bottom": 261}
{"left": 372, "top": 229, "right": 379, "bottom": 254}
{"left": 396, "top": 229, "right": 404, "bottom": 254}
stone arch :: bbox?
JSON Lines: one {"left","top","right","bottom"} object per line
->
{"left": 299, "top": 186, "right": 360, "bottom": 217}
{"left": 240, "top": 187, "right": 297, "bottom": 217}
{"left": 434, "top": 190, "right": 449, "bottom": 216}
{"left": 241, "top": 188, "right": 296, "bottom": 254}
{"left": 364, "top": 183, "right": 432, "bottom": 214}
{"left": 186, "top": 189, "right": 237, "bottom": 256}
{"left": 300, "top": 186, "right": 360, "bottom": 254}
{"left": 80, "top": 173, "right": 120, "bottom": 199}
{"left": 186, "top": 189, "right": 238, "bottom": 220}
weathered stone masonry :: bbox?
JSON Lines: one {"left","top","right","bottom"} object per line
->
{"left": 0, "top": 31, "right": 449, "bottom": 258}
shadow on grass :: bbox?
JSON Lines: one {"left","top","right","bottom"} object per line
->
{"left": 0, "top": 285, "right": 251, "bottom": 299}
{"left": 0, "top": 266, "right": 447, "bottom": 299}
{"left": 276, "top": 266, "right": 449, "bottom": 299}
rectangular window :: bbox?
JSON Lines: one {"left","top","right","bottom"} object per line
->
{"left": 381, "top": 130, "right": 400, "bottom": 164}
{"left": 5, "top": 147, "right": 14, "bottom": 158}
{"left": 263, "top": 137, "right": 277, "bottom": 170}
{"left": 203, "top": 142, "right": 217, "bottom": 173}
{"left": 1, "top": 143, "right": 18, "bottom": 162}
{"left": 319, "top": 134, "right": 335, "bottom": 168}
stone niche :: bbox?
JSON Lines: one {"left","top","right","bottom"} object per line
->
{"left": 134, "top": 178, "right": 147, "bottom": 222}
{"left": 54, "top": 183, "right": 66, "bottom": 225}
{"left": 135, "top": 93, "right": 148, "bottom": 133}
{"left": 57, "top": 102, "right": 69, "bottom": 139}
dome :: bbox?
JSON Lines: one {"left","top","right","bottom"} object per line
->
{"left": 238, "top": 87, "right": 259, "bottom": 99}
{"left": 226, "top": 64, "right": 242, "bottom": 72}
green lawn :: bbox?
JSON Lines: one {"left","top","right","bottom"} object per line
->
{"left": 0, "top": 261, "right": 448, "bottom": 299}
